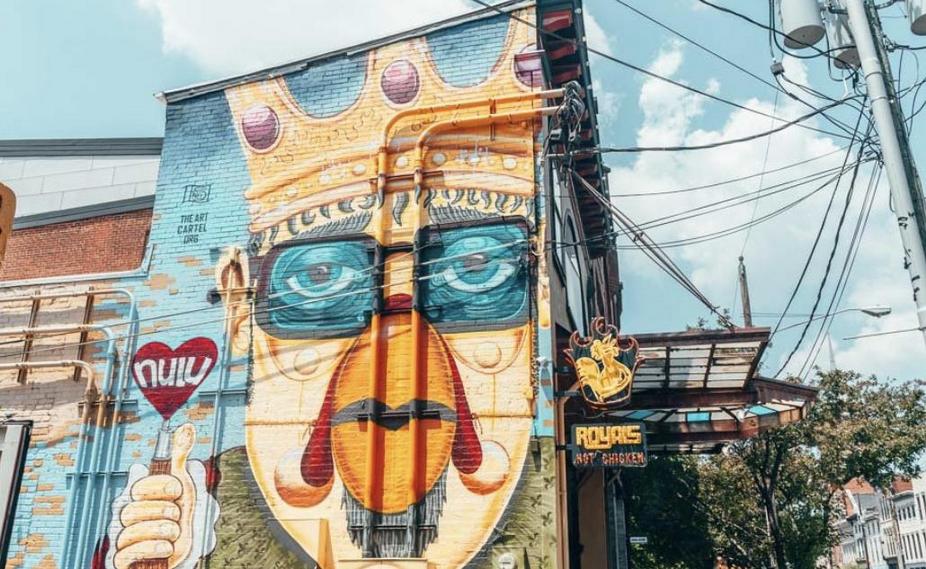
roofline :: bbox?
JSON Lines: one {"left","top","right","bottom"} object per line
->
{"left": 13, "top": 195, "right": 154, "bottom": 229}
{"left": 0, "top": 138, "right": 162, "bottom": 157}
{"left": 156, "top": 0, "right": 534, "bottom": 104}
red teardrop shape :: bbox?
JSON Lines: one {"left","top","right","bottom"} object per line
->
{"left": 445, "top": 336, "right": 483, "bottom": 475}
{"left": 301, "top": 372, "right": 336, "bottom": 487}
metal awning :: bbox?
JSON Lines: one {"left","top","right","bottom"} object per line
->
{"left": 610, "top": 377, "right": 817, "bottom": 453}
{"left": 632, "top": 327, "right": 769, "bottom": 392}
{"left": 563, "top": 327, "right": 818, "bottom": 454}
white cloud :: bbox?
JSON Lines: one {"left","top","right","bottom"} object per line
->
{"left": 592, "top": 78, "right": 621, "bottom": 131}
{"left": 584, "top": 10, "right": 614, "bottom": 56}
{"left": 137, "top": 0, "right": 472, "bottom": 75}
{"left": 609, "top": 45, "right": 925, "bottom": 380}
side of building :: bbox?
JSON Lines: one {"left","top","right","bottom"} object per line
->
{"left": 0, "top": 2, "right": 618, "bottom": 569}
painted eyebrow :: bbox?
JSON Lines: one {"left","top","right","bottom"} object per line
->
{"left": 293, "top": 211, "right": 373, "bottom": 239}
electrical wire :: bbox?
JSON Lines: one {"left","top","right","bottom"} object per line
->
{"left": 765, "top": 106, "right": 868, "bottom": 353}
{"left": 797, "top": 162, "right": 882, "bottom": 377}
{"left": 774, "top": 72, "right": 872, "bottom": 137}
{"left": 582, "top": 97, "right": 859, "bottom": 154}
{"left": 611, "top": 146, "right": 849, "bottom": 197}
{"left": 613, "top": 0, "right": 785, "bottom": 95}
{"left": 741, "top": 90, "right": 780, "bottom": 256}
{"left": 699, "top": 0, "right": 852, "bottom": 62}
{"left": 613, "top": 163, "right": 860, "bottom": 249}
{"left": 5, "top": 155, "right": 859, "bottom": 362}
{"left": 609, "top": 162, "right": 862, "bottom": 238}
{"left": 0, "top": 239, "right": 529, "bottom": 358}
{"left": 470, "top": 0, "right": 860, "bottom": 142}
{"left": 611, "top": 0, "right": 865, "bottom": 139}
{"left": 569, "top": 170, "right": 737, "bottom": 328}
{"left": 774, "top": 124, "right": 872, "bottom": 377}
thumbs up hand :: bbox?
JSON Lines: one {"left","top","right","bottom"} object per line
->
{"left": 113, "top": 424, "right": 197, "bottom": 569}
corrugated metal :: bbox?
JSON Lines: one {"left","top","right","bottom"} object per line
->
{"left": 0, "top": 138, "right": 163, "bottom": 157}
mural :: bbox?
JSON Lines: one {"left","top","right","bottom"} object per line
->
{"left": 60, "top": 9, "right": 558, "bottom": 569}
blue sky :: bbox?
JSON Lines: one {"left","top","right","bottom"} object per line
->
{"left": 1, "top": 0, "right": 924, "bottom": 381}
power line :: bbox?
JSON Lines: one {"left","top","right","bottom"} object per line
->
{"left": 470, "top": 0, "right": 860, "bottom": 142}
{"left": 613, "top": 163, "right": 859, "bottom": 236}
{"left": 742, "top": 89, "right": 779, "bottom": 256}
{"left": 609, "top": 161, "right": 864, "bottom": 239}
{"left": 774, "top": 125, "right": 872, "bottom": 377}
{"left": 613, "top": 163, "right": 858, "bottom": 249}
{"left": 612, "top": 0, "right": 785, "bottom": 95}
{"left": 797, "top": 162, "right": 882, "bottom": 377}
{"left": 612, "top": 0, "right": 864, "bottom": 139}
{"left": 581, "top": 97, "right": 860, "bottom": 154}
{"left": 609, "top": 146, "right": 848, "bottom": 197}
{"left": 569, "top": 170, "right": 737, "bottom": 328}
{"left": 765, "top": 106, "right": 869, "bottom": 356}
{"left": 698, "top": 0, "right": 852, "bottom": 63}
{"left": 0, "top": 239, "right": 531, "bottom": 358}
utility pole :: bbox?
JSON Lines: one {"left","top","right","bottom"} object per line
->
{"left": 843, "top": 0, "right": 926, "bottom": 347}
{"left": 738, "top": 256, "right": 754, "bottom": 327}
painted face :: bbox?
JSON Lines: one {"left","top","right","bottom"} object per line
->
{"left": 244, "top": 191, "right": 535, "bottom": 565}
{"left": 223, "top": 18, "right": 543, "bottom": 567}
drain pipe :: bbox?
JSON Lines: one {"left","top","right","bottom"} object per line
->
{"left": 0, "top": 358, "right": 99, "bottom": 568}
{"left": 90, "top": 293, "right": 140, "bottom": 566}
{"left": 69, "top": 323, "right": 122, "bottom": 568}
{"left": 0, "top": 288, "right": 134, "bottom": 568}
{"left": 9, "top": 325, "right": 121, "bottom": 569}
{"left": 0, "top": 360, "right": 96, "bottom": 385}
{"left": 195, "top": 250, "right": 247, "bottom": 568}
{"left": 0, "top": 287, "right": 134, "bottom": 306}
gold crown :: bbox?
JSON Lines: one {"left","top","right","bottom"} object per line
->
{"left": 224, "top": 10, "right": 554, "bottom": 247}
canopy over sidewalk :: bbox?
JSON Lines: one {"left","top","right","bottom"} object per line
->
{"left": 564, "top": 327, "right": 818, "bottom": 454}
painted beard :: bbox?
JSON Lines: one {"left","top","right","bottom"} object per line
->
{"left": 293, "top": 310, "right": 486, "bottom": 558}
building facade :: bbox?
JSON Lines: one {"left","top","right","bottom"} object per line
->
{"left": 831, "top": 478, "right": 926, "bottom": 569}
{"left": 0, "top": 2, "right": 622, "bottom": 568}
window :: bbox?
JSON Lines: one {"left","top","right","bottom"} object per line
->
{"left": 0, "top": 422, "right": 30, "bottom": 566}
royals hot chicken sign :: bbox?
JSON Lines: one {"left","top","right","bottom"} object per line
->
{"left": 571, "top": 422, "right": 648, "bottom": 468}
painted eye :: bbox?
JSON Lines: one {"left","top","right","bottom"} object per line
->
{"left": 285, "top": 263, "right": 361, "bottom": 298}
{"left": 441, "top": 255, "right": 516, "bottom": 293}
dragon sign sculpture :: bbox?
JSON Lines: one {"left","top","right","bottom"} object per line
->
{"left": 565, "top": 317, "right": 644, "bottom": 409}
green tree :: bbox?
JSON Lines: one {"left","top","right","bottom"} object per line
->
{"left": 623, "top": 370, "right": 926, "bottom": 569}
{"left": 717, "top": 369, "right": 926, "bottom": 568}
{"left": 623, "top": 456, "right": 714, "bottom": 569}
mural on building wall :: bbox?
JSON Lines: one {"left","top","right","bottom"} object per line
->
{"left": 17, "top": 10, "right": 563, "bottom": 569}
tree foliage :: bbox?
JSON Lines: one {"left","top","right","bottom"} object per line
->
{"left": 624, "top": 369, "right": 926, "bottom": 569}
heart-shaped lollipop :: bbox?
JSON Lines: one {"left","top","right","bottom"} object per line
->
{"left": 132, "top": 337, "right": 218, "bottom": 421}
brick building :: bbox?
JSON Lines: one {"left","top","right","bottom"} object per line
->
{"left": 0, "top": 2, "right": 816, "bottom": 568}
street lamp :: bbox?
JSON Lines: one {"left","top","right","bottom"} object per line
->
{"left": 775, "top": 306, "right": 892, "bottom": 333}
{"left": 774, "top": 306, "right": 891, "bottom": 371}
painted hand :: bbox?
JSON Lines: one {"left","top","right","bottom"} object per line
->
{"left": 113, "top": 424, "right": 197, "bottom": 569}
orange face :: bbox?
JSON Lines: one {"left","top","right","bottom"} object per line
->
{"left": 239, "top": 183, "right": 537, "bottom": 562}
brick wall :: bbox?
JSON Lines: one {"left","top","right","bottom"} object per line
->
{"left": 0, "top": 209, "right": 151, "bottom": 281}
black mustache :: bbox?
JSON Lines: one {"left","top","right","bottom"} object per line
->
{"left": 332, "top": 398, "right": 457, "bottom": 431}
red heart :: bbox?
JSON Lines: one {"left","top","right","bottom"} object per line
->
{"left": 132, "top": 337, "right": 218, "bottom": 421}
